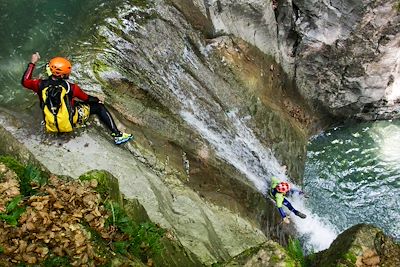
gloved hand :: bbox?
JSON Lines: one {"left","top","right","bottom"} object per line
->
{"left": 87, "top": 96, "right": 100, "bottom": 103}
{"left": 283, "top": 217, "right": 290, "bottom": 224}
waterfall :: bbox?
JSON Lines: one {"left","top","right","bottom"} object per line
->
{"left": 163, "top": 60, "right": 338, "bottom": 251}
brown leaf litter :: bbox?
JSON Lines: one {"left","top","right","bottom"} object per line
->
{"left": 0, "top": 165, "right": 121, "bottom": 266}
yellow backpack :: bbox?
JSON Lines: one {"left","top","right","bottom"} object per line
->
{"left": 41, "top": 81, "right": 78, "bottom": 133}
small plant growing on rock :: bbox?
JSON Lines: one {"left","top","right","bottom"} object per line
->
{"left": 106, "top": 201, "right": 166, "bottom": 262}
{"left": 287, "top": 238, "right": 306, "bottom": 267}
{"left": 0, "top": 196, "right": 25, "bottom": 226}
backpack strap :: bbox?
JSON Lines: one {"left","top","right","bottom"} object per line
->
{"left": 62, "top": 80, "right": 74, "bottom": 120}
{"left": 39, "top": 79, "right": 72, "bottom": 107}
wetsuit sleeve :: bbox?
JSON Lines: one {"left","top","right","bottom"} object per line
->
{"left": 21, "top": 63, "right": 41, "bottom": 93}
{"left": 71, "top": 84, "right": 89, "bottom": 101}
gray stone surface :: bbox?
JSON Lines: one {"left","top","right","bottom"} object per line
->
{"left": 179, "top": 0, "right": 400, "bottom": 120}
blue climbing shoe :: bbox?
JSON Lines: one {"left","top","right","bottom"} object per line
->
{"left": 113, "top": 132, "right": 133, "bottom": 145}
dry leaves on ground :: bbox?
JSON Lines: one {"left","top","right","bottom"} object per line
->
{"left": 0, "top": 168, "right": 119, "bottom": 267}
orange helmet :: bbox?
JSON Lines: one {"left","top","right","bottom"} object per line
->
{"left": 49, "top": 57, "right": 72, "bottom": 77}
{"left": 276, "top": 182, "right": 290, "bottom": 193}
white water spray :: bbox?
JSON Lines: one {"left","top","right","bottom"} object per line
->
{"left": 290, "top": 195, "right": 338, "bottom": 251}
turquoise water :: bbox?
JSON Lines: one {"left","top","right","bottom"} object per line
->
{"left": 0, "top": 0, "right": 124, "bottom": 110}
{"left": 304, "top": 120, "right": 400, "bottom": 240}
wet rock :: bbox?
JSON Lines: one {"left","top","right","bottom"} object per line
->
{"left": 218, "top": 240, "right": 297, "bottom": 267}
{"left": 309, "top": 224, "right": 400, "bottom": 267}
{"left": 177, "top": 0, "right": 400, "bottom": 120}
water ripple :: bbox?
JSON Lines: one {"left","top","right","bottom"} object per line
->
{"left": 305, "top": 120, "right": 400, "bottom": 240}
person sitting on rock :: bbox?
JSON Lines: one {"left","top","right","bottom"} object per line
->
{"left": 269, "top": 177, "right": 307, "bottom": 224}
{"left": 21, "top": 52, "right": 133, "bottom": 145}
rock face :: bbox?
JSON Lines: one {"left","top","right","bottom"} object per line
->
{"left": 220, "top": 241, "right": 297, "bottom": 267}
{"left": 174, "top": 0, "right": 400, "bottom": 120}
{"left": 294, "top": 0, "right": 400, "bottom": 120}
{"left": 309, "top": 224, "right": 400, "bottom": 267}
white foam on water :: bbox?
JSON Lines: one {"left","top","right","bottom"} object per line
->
{"left": 371, "top": 124, "right": 400, "bottom": 167}
{"left": 290, "top": 195, "right": 339, "bottom": 251}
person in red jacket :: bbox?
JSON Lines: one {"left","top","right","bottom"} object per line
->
{"left": 22, "top": 52, "right": 133, "bottom": 145}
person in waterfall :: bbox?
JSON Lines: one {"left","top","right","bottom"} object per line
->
{"left": 21, "top": 52, "right": 133, "bottom": 145}
{"left": 269, "top": 177, "right": 307, "bottom": 224}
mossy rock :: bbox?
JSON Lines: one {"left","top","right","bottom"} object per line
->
{"left": 215, "top": 240, "right": 298, "bottom": 267}
{"left": 110, "top": 256, "right": 147, "bottom": 266}
{"left": 308, "top": 224, "right": 400, "bottom": 267}
{"left": 79, "top": 170, "right": 123, "bottom": 205}
{"left": 0, "top": 125, "right": 49, "bottom": 175}
{"left": 152, "top": 236, "right": 205, "bottom": 267}
{"left": 123, "top": 198, "right": 151, "bottom": 224}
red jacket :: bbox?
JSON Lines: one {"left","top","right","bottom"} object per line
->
{"left": 21, "top": 63, "right": 89, "bottom": 107}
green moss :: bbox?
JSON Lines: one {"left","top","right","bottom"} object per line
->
{"left": 82, "top": 223, "right": 115, "bottom": 266}
{"left": 270, "top": 254, "right": 281, "bottom": 263}
{"left": 93, "top": 59, "right": 111, "bottom": 75}
{"left": 0, "top": 156, "right": 25, "bottom": 177}
{"left": 79, "top": 170, "right": 123, "bottom": 205}
{"left": 132, "top": 0, "right": 151, "bottom": 8}
{"left": 43, "top": 256, "right": 72, "bottom": 267}
{"left": 343, "top": 252, "right": 357, "bottom": 264}
{"left": 0, "top": 156, "right": 48, "bottom": 196}
{"left": 396, "top": 1, "right": 400, "bottom": 12}
{"left": 286, "top": 238, "right": 306, "bottom": 267}
{"left": 284, "top": 260, "right": 297, "bottom": 267}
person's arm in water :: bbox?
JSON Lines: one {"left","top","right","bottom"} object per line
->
{"left": 287, "top": 188, "right": 305, "bottom": 197}
{"left": 21, "top": 52, "right": 41, "bottom": 92}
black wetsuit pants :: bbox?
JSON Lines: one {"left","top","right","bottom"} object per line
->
{"left": 88, "top": 102, "right": 121, "bottom": 136}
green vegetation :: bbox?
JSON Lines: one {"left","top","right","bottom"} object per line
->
{"left": 105, "top": 201, "right": 165, "bottom": 262}
{"left": 132, "top": 0, "right": 151, "bottom": 8}
{"left": 20, "top": 164, "right": 48, "bottom": 196}
{"left": 79, "top": 170, "right": 122, "bottom": 204}
{"left": 0, "top": 195, "right": 25, "bottom": 226}
{"left": 0, "top": 157, "right": 47, "bottom": 227}
{"left": 42, "top": 256, "right": 72, "bottom": 267}
{"left": 0, "top": 156, "right": 25, "bottom": 177}
{"left": 0, "top": 156, "right": 48, "bottom": 196}
{"left": 396, "top": 1, "right": 400, "bottom": 12}
{"left": 343, "top": 252, "right": 357, "bottom": 264}
{"left": 287, "top": 238, "right": 308, "bottom": 267}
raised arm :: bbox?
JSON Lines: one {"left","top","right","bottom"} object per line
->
{"left": 21, "top": 52, "right": 41, "bottom": 92}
